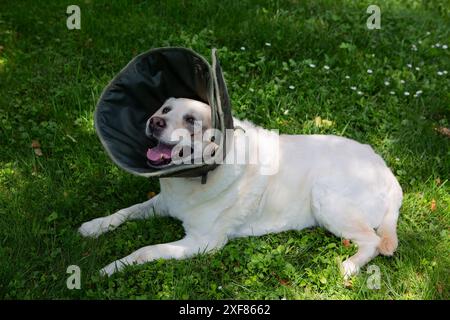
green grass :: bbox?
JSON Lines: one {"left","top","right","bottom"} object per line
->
{"left": 0, "top": 0, "right": 449, "bottom": 299}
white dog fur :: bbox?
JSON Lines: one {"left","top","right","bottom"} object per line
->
{"left": 79, "top": 97, "right": 402, "bottom": 279}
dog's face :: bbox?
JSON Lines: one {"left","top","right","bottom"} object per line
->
{"left": 145, "top": 97, "right": 212, "bottom": 166}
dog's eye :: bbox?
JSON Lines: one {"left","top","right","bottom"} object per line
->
{"left": 185, "top": 116, "right": 195, "bottom": 125}
{"left": 162, "top": 107, "right": 171, "bottom": 114}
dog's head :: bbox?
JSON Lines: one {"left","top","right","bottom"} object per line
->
{"left": 145, "top": 97, "right": 212, "bottom": 166}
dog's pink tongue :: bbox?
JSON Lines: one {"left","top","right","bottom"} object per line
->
{"left": 147, "top": 143, "right": 173, "bottom": 162}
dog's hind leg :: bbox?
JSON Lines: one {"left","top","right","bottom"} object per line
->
{"left": 339, "top": 223, "right": 381, "bottom": 279}
{"left": 317, "top": 209, "right": 381, "bottom": 279}
{"left": 311, "top": 185, "right": 382, "bottom": 279}
{"left": 79, "top": 194, "right": 166, "bottom": 238}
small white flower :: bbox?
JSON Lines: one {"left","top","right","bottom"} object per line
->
{"left": 345, "top": 75, "right": 350, "bottom": 79}
{"left": 309, "top": 63, "right": 316, "bottom": 68}
{"left": 416, "top": 90, "right": 423, "bottom": 95}
{"left": 249, "top": 88, "right": 255, "bottom": 92}
{"left": 415, "top": 67, "right": 421, "bottom": 71}
{"left": 426, "top": 31, "right": 431, "bottom": 35}
{"left": 350, "top": 86, "right": 357, "bottom": 91}
{"left": 395, "top": 157, "right": 400, "bottom": 161}
{"left": 218, "top": 286, "right": 223, "bottom": 290}
{"left": 400, "top": 80, "right": 405, "bottom": 84}
{"left": 443, "top": 45, "right": 448, "bottom": 49}
{"left": 357, "top": 91, "right": 363, "bottom": 95}
{"left": 384, "top": 81, "right": 390, "bottom": 86}
{"left": 407, "top": 64, "right": 412, "bottom": 68}
{"left": 281, "top": 297, "right": 287, "bottom": 300}
{"left": 283, "top": 109, "right": 289, "bottom": 115}
{"left": 444, "top": 70, "right": 448, "bottom": 74}
{"left": 435, "top": 43, "right": 441, "bottom": 48}
{"left": 404, "top": 91, "right": 410, "bottom": 96}
{"left": 265, "top": 42, "right": 271, "bottom": 47}
{"left": 324, "top": 65, "right": 330, "bottom": 70}
{"left": 418, "top": 40, "right": 422, "bottom": 44}
{"left": 240, "top": 46, "right": 246, "bottom": 51}
{"left": 437, "top": 71, "right": 444, "bottom": 76}
{"left": 411, "top": 45, "right": 418, "bottom": 51}
{"left": 367, "top": 69, "right": 373, "bottom": 74}
{"left": 390, "top": 91, "right": 395, "bottom": 95}
{"left": 288, "top": 85, "right": 295, "bottom": 90}
{"left": 431, "top": 45, "right": 435, "bottom": 48}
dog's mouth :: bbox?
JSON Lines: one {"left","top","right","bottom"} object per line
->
{"left": 146, "top": 136, "right": 216, "bottom": 168}
{"left": 146, "top": 142, "right": 174, "bottom": 166}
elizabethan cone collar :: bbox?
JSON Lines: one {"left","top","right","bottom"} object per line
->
{"left": 94, "top": 47, "right": 234, "bottom": 179}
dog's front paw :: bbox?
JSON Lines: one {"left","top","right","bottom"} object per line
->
{"left": 79, "top": 217, "right": 115, "bottom": 238}
{"left": 340, "top": 259, "right": 359, "bottom": 279}
{"left": 99, "top": 262, "right": 119, "bottom": 277}
{"left": 100, "top": 259, "right": 132, "bottom": 277}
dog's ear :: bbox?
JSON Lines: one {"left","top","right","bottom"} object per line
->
{"left": 164, "top": 97, "right": 176, "bottom": 105}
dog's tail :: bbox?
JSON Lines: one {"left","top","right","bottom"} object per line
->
{"left": 376, "top": 181, "right": 402, "bottom": 256}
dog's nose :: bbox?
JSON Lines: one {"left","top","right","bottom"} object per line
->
{"left": 149, "top": 116, "right": 166, "bottom": 129}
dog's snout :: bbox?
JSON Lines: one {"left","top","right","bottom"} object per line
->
{"left": 149, "top": 116, "right": 166, "bottom": 129}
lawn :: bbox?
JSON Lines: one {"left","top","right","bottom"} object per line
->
{"left": 0, "top": 0, "right": 449, "bottom": 299}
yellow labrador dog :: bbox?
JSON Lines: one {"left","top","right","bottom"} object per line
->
{"left": 79, "top": 97, "right": 402, "bottom": 278}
